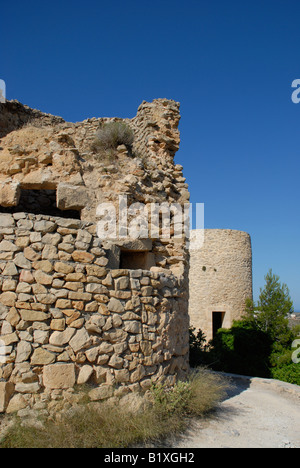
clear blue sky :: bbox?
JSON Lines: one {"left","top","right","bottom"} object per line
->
{"left": 1, "top": 0, "right": 299, "bottom": 309}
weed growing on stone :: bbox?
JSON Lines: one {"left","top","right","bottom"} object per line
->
{"left": 90, "top": 121, "right": 134, "bottom": 155}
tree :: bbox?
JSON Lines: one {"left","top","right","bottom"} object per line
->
{"left": 190, "top": 271, "right": 298, "bottom": 383}
{"left": 245, "top": 269, "right": 294, "bottom": 348}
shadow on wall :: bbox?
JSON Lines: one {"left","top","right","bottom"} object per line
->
{"left": 0, "top": 189, "right": 81, "bottom": 219}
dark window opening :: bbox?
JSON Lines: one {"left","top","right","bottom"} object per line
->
{"left": 212, "top": 311, "right": 226, "bottom": 338}
{"left": 0, "top": 189, "right": 81, "bottom": 219}
{"left": 120, "top": 250, "right": 156, "bottom": 270}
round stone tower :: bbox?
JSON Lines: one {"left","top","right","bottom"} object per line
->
{"left": 189, "top": 229, "right": 253, "bottom": 341}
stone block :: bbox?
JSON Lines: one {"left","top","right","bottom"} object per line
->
{"left": 0, "top": 291, "right": 17, "bottom": 306}
{"left": 130, "top": 364, "right": 146, "bottom": 383}
{"left": 107, "top": 297, "right": 124, "bottom": 313}
{"left": 57, "top": 183, "right": 88, "bottom": 211}
{"left": 77, "top": 365, "right": 93, "bottom": 385}
{"left": 0, "top": 181, "right": 20, "bottom": 207}
{"left": 115, "top": 276, "right": 129, "bottom": 290}
{"left": 124, "top": 320, "right": 141, "bottom": 334}
{"left": 15, "top": 382, "right": 41, "bottom": 394}
{"left": 19, "top": 270, "right": 34, "bottom": 283}
{"left": 2, "top": 262, "right": 18, "bottom": 276}
{"left": 54, "top": 262, "right": 74, "bottom": 274}
{"left": 32, "top": 260, "right": 53, "bottom": 273}
{"left": 50, "top": 318, "right": 65, "bottom": 331}
{"left": 19, "top": 309, "right": 49, "bottom": 322}
{"left": 88, "top": 384, "right": 114, "bottom": 401}
{"left": 71, "top": 251, "right": 95, "bottom": 263}
{"left": 49, "top": 328, "right": 76, "bottom": 346}
{"left": 85, "top": 265, "right": 107, "bottom": 277}
{"left": 43, "top": 363, "right": 76, "bottom": 389}
{"left": 114, "top": 368, "right": 130, "bottom": 383}
{"left": 34, "top": 220, "right": 57, "bottom": 233}
{"left": 0, "top": 214, "right": 15, "bottom": 227}
{"left": 0, "top": 382, "right": 15, "bottom": 412}
{"left": 116, "top": 238, "right": 152, "bottom": 252}
{"left": 13, "top": 253, "right": 31, "bottom": 269}
{"left": 69, "top": 328, "right": 91, "bottom": 353}
{"left": 23, "top": 246, "right": 41, "bottom": 262}
{"left": 30, "top": 348, "right": 56, "bottom": 365}
{"left": 15, "top": 341, "right": 32, "bottom": 363}
{"left": 56, "top": 218, "right": 82, "bottom": 229}
{"left": 5, "top": 393, "right": 27, "bottom": 414}
{"left": 108, "top": 354, "right": 124, "bottom": 369}
{"left": 34, "top": 270, "right": 53, "bottom": 285}
{"left": 0, "top": 240, "right": 19, "bottom": 252}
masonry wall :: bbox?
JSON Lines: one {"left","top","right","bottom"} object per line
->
{"left": 0, "top": 100, "right": 65, "bottom": 139}
{"left": 189, "top": 229, "right": 253, "bottom": 341}
{"left": 0, "top": 212, "right": 189, "bottom": 414}
{"left": 0, "top": 98, "right": 189, "bottom": 279}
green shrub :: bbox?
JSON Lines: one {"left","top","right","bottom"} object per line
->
{"left": 194, "top": 320, "right": 273, "bottom": 378}
{"left": 190, "top": 322, "right": 300, "bottom": 385}
{"left": 270, "top": 362, "right": 300, "bottom": 385}
{"left": 269, "top": 348, "right": 300, "bottom": 385}
{"left": 213, "top": 320, "right": 273, "bottom": 377}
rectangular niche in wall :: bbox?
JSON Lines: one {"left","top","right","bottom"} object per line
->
{"left": 120, "top": 250, "right": 156, "bottom": 270}
{"left": 0, "top": 189, "right": 81, "bottom": 219}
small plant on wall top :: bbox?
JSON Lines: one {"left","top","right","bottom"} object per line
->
{"left": 91, "top": 121, "right": 134, "bottom": 152}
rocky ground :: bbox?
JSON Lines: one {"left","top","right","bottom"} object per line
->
{"left": 172, "top": 374, "right": 300, "bottom": 449}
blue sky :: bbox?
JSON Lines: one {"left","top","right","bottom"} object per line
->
{"left": 1, "top": 0, "right": 300, "bottom": 309}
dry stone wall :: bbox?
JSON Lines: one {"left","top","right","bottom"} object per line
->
{"left": 0, "top": 98, "right": 190, "bottom": 415}
{"left": 0, "top": 212, "right": 189, "bottom": 414}
{"left": 0, "top": 100, "right": 65, "bottom": 139}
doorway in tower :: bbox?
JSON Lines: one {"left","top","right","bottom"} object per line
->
{"left": 212, "top": 311, "right": 226, "bottom": 338}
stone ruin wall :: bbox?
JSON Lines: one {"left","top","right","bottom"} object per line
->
{"left": 0, "top": 98, "right": 189, "bottom": 277}
{"left": 189, "top": 229, "right": 253, "bottom": 341}
{"left": 0, "top": 98, "right": 190, "bottom": 414}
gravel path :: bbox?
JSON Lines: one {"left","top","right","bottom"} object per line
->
{"left": 173, "top": 374, "right": 300, "bottom": 449}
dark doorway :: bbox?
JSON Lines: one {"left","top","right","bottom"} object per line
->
{"left": 0, "top": 189, "right": 81, "bottom": 219}
{"left": 119, "top": 250, "right": 156, "bottom": 270}
{"left": 212, "top": 311, "right": 226, "bottom": 338}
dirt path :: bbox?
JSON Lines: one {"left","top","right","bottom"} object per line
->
{"left": 172, "top": 374, "right": 300, "bottom": 449}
